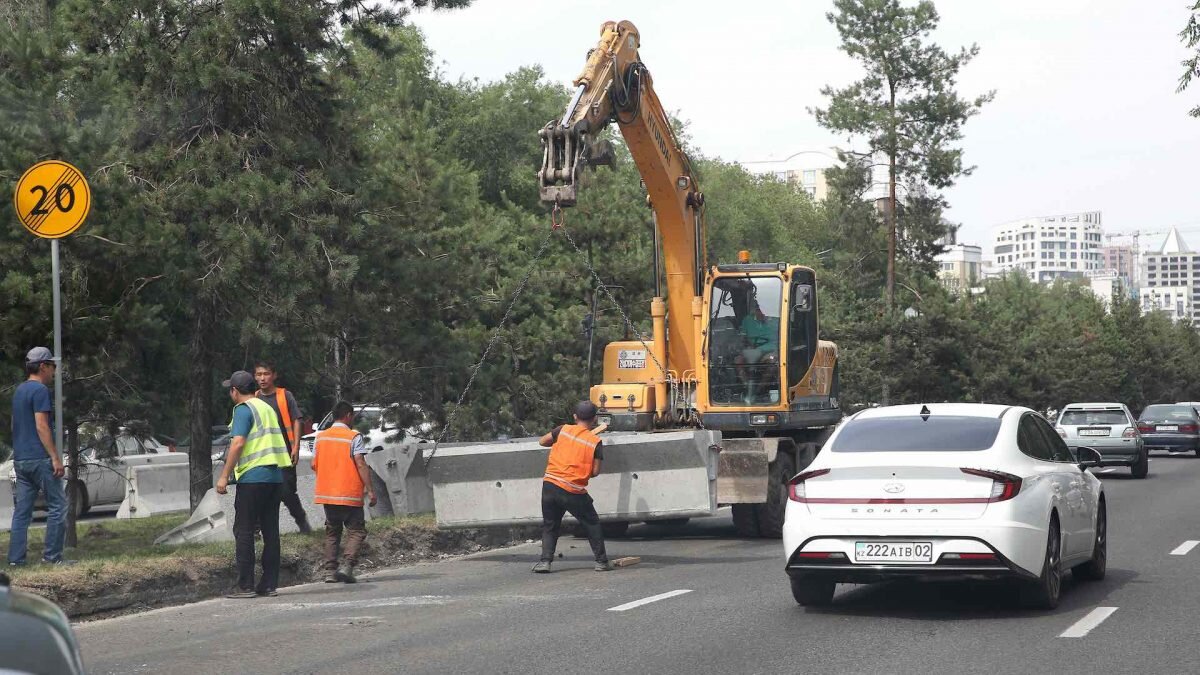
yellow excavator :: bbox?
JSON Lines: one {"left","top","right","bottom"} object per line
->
{"left": 428, "top": 20, "right": 841, "bottom": 537}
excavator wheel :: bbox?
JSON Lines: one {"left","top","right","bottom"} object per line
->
{"left": 755, "top": 451, "right": 796, "bottom": 538}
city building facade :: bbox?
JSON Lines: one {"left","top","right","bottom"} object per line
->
{"left": 987, "top": 211, "right": 1104, "bottom": 282}
{"left": 740, "top": 149, "right": 888, "bottom": 202}
{"left": 1140, "top": 228, "right": 1200, "bottom": 326}
{"left": 1100, "top": 245, "right": 1138, "bottom": 285}
{"left": 936, "top": 243, "right": 983, "bottom": 292}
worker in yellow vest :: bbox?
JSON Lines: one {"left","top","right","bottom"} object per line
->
{"left": 254, "top": 360, "right": 312, "bottom": 533}
{"left": 533, "top": 401, "right": 611, "bottom": 573}
{"left": 312, "top": 401, "right": 377, "bottom": 584}
{"left": 215, "top": 370, "right": 293, "bottom": 599}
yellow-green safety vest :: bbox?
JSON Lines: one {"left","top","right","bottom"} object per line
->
{"left": 231, "top": 398, "right": 293, "bottom": 480}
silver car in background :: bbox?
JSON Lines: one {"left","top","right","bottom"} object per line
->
{"left": 1056, "top": 402, "right": 1147, "bottom": 478}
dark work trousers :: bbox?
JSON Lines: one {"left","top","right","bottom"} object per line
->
{"left": 280, "top": 465, "right": 308, "bottom": 526}
{"left": 233, "top": 482, "right": 284, "bottom": 592}
{"left": 540, "top": 481, "right": 607, "bottom": 563}
{"left": 323, "top": 504, "right": 367, "bottom": 570}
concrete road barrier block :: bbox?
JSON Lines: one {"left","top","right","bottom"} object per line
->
{"left": 0, "top": 479, "right": 13, "bottom": 533}
{"left": 427, "top": 430, "right": 722, "bottom": 528}
{"left": 116, "top": 463, "right": 191, "bottom": 519}
{"left": 365, "top": 444, "right": 435, "bottom": 519}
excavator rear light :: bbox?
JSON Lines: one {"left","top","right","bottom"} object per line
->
{"left": 738, "top": 250, "right": 751, "bottom": 264}
{"left": 750, "top": 414, "right": 779, "bottom": 426}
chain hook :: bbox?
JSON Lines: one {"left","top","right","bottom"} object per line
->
{"left": 551, "top": 200, "right": 565, "bottom": 230}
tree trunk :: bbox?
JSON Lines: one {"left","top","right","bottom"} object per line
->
{"left": 64, "top": 419, "right": 79, "bottom": 548}
{"left": 187, "top": 302, "right": 216, "bottom": 510}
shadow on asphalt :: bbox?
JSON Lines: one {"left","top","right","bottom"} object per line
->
{"left": 801, "top": 567, "right": 1138, "bottom": 619}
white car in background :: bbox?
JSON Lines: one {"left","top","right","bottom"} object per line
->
{"left": 298, "top": 404, "right": 432, "bottom": 458}
{"left": 784, "top": 403, "right": 1106, "bottom": 610}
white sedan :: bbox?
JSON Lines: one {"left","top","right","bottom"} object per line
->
{"left": 783, "top": 403, "right": 1107, "bottom": 609}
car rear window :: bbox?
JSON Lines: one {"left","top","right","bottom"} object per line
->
{"left": 1139, "top": 405, "right": 1196, "bottom": 420}
{"left": 1059, "top": 410, "right": 1127, "bottom": 426}
{"left": 831, "top": 416, "right": 1003, "bottom": 452}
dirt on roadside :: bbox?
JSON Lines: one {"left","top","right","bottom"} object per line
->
{"left": 14, "top": 519, "right": 539, "bottom": 620}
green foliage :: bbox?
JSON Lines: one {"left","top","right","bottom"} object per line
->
{"left": 1179, "top": 1, "right": 1200, "bottom": 117}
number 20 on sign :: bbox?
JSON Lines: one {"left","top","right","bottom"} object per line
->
{"left": 13, "top": 160, "right": 91, "bottom": 239}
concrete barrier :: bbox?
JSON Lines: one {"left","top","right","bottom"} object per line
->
{"left": 365, "top": 443, "right": 435, "bottom": 519}
{"left": 0, "top": 479, "right": 13, "bottom": 533}
{"left": 116, "top": 463, "right": 192, "bottom": 519}
{"left": 427, "top": 430, "right": 722, "bottom": 528}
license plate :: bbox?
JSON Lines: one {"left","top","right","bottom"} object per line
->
{"left": 854, "top": 541, "right": 933, "bottom": 563}
{"left": 1079, "top": 429, "right": 1109, "bottom": 436}
{"left": 1158, "top": 425, "right": 1179, "bottom": 432}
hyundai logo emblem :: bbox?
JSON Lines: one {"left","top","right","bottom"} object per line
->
{"left": 883, "top": 482, "right": 906, "bottom": 494}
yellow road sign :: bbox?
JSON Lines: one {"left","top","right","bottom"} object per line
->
{"left": 13, "top": 160, "right": 91, "bottom": 239}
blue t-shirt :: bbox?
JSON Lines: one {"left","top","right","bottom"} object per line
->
{"left": 11, "top": 381, "right": 53, "bottom": 461}
{"left": 229, "top": 403, "right": 282, "bottom": 484}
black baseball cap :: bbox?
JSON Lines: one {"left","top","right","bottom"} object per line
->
{"left": 222, "top": 370, "right": 256, "bottom": 394}
{"left": 575, "top": 400, "right": 598, "bottom": 421}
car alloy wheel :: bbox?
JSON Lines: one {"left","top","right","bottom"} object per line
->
{"left": 1024, "top": 518, "right": 1062, "bottom": 609}
{"left": 1075, "top": 502, "right": 1107, "bottom": 581}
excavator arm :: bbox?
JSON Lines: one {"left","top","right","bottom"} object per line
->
{"left": 538, "top": 20, "right": 706, "bottom": 389}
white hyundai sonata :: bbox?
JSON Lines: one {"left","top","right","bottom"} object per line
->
{"left": 783, "top": 403, "right": 1107, "bottom": 609}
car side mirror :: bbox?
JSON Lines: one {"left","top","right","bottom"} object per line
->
{"left": 1076, "top": 446, "right": 1102, "bottom": 469}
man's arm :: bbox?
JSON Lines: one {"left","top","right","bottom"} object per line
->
{"left": 34, "top": 412, "right": 63, "bottom": 477}
{"left": 353, "top": 455, "right": 377, "bottom": 506}
{"left": 287, "top": 392, "right": 303, "bottom": 462}
{"left": 538, "top": 425, "right": 563, "bottom": 448}
{"left": 216, "top": 436, "right": 245, "bottom": 494}
{"left": 590, "top": 442, "right": 603, "bottom": 477}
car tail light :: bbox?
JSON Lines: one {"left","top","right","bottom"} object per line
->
{"left": 959, "top": 468, "right": 1022, "bottom": 502}
{"left": 794, "top": 551, "right": 847, "bottom": 560}
{"left": 1181, "top": 424, "right": 1198, "bottom": 433}
{"left": 1055, "top": 426, "right": 1066, "bottom": 438}
{"left": 1138, "top": 424, "right": 1154, "bottom": 433}
{"left": 1122, "top": 427, "right": 1137, "bottom": 439}
{"left": 942, "top": 552, "right": 997, "bottom": 561}
{"left": 787, "top": 469, "right": 831, "bottom": 502}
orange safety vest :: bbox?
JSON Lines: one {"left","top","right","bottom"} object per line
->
{"left": 258, "top": 387, "right": 296, "bottom": 448}
{"left": 312, "top": 424, "right": 365, "bottom": 506}
{"left": 543, "top": 424, "right": 601, "bottom": 494}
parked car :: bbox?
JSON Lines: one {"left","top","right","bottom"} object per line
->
{"left": 783, "top": 403, "right": 1106, "bottom": 610}
{"left": 1055, "top": 402, "right": 1146, "bottom": 478}
{"left": 0, "top": 574, "right": 86, "bottom": 674}
{"left": 299, "top": 404, "right": 432, "bottom": 458}
{"left": 1136, "top": 404, "right": 1200, "bottom": 456}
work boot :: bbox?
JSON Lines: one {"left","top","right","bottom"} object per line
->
{"left": 324, "top": 570, "right": 340, "bottom": 583}
{"left": 531, "top": 560, "right": 552, "bottom": 574}
{"left": 594, "top": 560, "right": 614, "bottom": 572}
{"left": 336, "top": 563, "right": 357, "bottom": 584}
{"left": 297, "top": 518, "right": 313, "bottom": 534}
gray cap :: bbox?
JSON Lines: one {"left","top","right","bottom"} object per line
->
{"left": 222, "top": 370, "right": 256, "bottom": 394}
{"left": 575, "top": 400, "right": 598, "bottom": 421}
{"left": 25, "top": 347, "right": 57, "bottom": 365}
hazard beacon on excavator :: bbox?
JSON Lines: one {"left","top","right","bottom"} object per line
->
{"left": 427, "top": 20, "right": 841, "bottom": 538}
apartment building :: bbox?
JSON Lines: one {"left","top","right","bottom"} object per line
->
{"left": 988, "top": 211, "right": 1104, "bottom": 283}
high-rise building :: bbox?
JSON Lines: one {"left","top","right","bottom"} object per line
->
{"left": 1141, "top": 227, "right": 1200, "bottom": 326}
{"left": 987, "top": 211, "right": 1104, "bottom": 283}
{"left": 936, "top": 243, "right": 983, "bottom": 292}
{"left": 1099, "top": 245, "right": 1138, "bottom": 284}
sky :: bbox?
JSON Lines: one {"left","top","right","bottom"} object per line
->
{"left": 410, "top": 1, "right": 1200, "bottom": 249}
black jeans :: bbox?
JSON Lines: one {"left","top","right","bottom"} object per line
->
{"left": 233, "top": 482, "right": 283, "bottom": 592}
{"left": 280, "top": 465, "right": 308, "bottom": 525}
{"left": 541, "top": 482, "right": 607, "bottom": 563}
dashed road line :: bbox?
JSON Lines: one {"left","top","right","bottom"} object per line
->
{"left": 1059, "top": 607, "right": 1118, "bottom": 638}
{"left": 1170, "top": 540, "right": 1200, "bottom": 556}
{"left": 608, "top": 589, "right": 693, "bottom": 612}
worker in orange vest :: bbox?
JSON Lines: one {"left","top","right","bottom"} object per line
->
{"left": 311, "top": 401, "right": 377, "bottom": 583}
{"left": 254, "top": 360, "right": 312, "bottom": 533}
{"left": 533, "top": 401, "right": 611, "bottom": 573}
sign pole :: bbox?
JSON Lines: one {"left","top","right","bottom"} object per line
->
{"left": 51, "top": 238, "right": 64, "bottom": 454}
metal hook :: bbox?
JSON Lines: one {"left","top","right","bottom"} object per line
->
{"left": 551, "top": 201, "right": 565, "bottom": 230}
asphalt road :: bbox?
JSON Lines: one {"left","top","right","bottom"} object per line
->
{"left": 76, "top": 453, "right": 1200, "bottom": 675}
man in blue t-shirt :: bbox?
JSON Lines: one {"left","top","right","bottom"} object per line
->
{"left": 8, "top": 347, "right": 69, "bottom": 566}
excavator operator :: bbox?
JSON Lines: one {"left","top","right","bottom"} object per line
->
{"left": 735, "top": 298, "right": 781, "bottom": 403}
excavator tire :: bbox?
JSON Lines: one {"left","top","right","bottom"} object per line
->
{"left": 732, "top": 504, "right": 761, "bottom": 537}
{"left": 756, "top": 451, "right": 796, "bottom": 539}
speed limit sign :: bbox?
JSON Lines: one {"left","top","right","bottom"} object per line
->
{"left": 13, "top": 160, "right": 91, "bottom": 239}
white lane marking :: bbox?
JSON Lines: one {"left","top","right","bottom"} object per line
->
{"left": 608, "top": 589, "right": 693, "bottom": 612}
{"left": 1170, "top": 540, "right": 1200, "bottom": 556}
{"left": 1059, "top": 607, "right": 1118, "bottom": 638}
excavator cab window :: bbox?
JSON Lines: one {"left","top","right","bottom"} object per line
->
{"left": 787, "top": 272, "right": 819, "bottom": 391}
{"left": 707, "top": 277, "right": 782, "bottom": 406}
